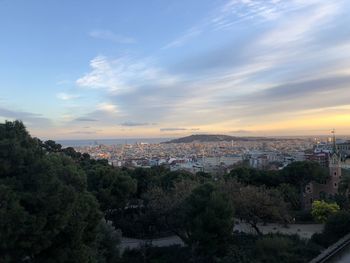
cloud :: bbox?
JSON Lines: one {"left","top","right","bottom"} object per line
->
{"left": 160, "top": 128, "right": 187, "bottom": 131}
{"left": 89, "top": 30, "right": 136, "bottom": 44}
{"left": 56, "top": 92, "right": 81, "bottom": 100}
{"left": 69, "top": 131, "right": 99, "bottom": 135}
{"left": 164, "top": 0, "right": 342, "bottom": 51}
{"left": 97, "top": 102, "right": 118, "bottom": 113}
{"left": 221, "top": 75, "right": 350, "bottom": 125}
{"left": 76, "top": 55, "right": 179, "bottom": 93}
{"left": 71, "top": 0, "right": 349, "bottom": 135}
{"left": 258, "top": 2, "right": 340, "bottom": 48}
{"left": 230, "top": 130, "right": 252, "bottom": 134}
{"left": 160, "top": 127, "right": 199, "bottom": 132}
{"left": 0, "top": 107, "right": 52, "bottom": 127}
{"left": 162, "top": 27, "right": 202, "bottom": 49}
{"left": 74, "top": 117, "right": 98, "bottom": 122}
{"left": 120, "top": 121, "right": 157, "bottom": 127}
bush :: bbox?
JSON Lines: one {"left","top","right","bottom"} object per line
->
{"left": 313, "top": 211, "right": 350, "bottom": 247}
{"left": 121, "top": 245, "right": 191, "bottom": 263}
{"left": 311, "top": 200, "right": 340, "bottom": 223}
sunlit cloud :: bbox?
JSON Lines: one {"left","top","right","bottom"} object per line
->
{"left": 97, "top": 102, "right": 118, "bottom": 114}
{"left": 56, "top": 92, "right": 81, "bottom": 100}
{"left": 76, "top": 55, "right": 179, "bottom": 93}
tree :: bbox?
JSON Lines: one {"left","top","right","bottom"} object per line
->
{"left": 147, "top": 182, "right": 234, "bottom": 260}
{"left": 312, "top": 211, "right": 350, "bottom": 247}
{"left": 94, "top": 221, "right": 121, "bottom": 263}
{"left": 42, "top": 140, "right": 62, "bottom": 152}
{"left": 277, "top": 183, "right": 301, "bottom": 210}
{"left": 86, "top": 165, "right": 136, "bottom": 221}
{"left": 160, "top": 170, "right": 194, "bottom": 190}
{"left": 0, "top": 121, "right": 102, "bottom": 262}
{"left": 311, "top": 200, "right": 340, "bottom": 223}
{"left": 146, "top": 180, "right": 198, "bottom": 240}
{"left": 339, "top": 172, "right": 350, "bottom": 208}
{"left": 225, "top": 167, "right": 282, "bottom": 188}
{"left": 255, "top": 236, "right": 294, "bottom": 263}
{"left": 323, "top": 211, "right": 350, "bottom": 244}
{"left": 281, "top": 161, "right": 328, "bottom": 209}
{"left": 130, "top": 168, "right": 159, "bottom": 198}
{"left": 255, "top": 235, "right": 321, "bottom": 263}
{"left": 182, "top": 183, "right": 234, "bottom": 259}
{"left": 225, "top": 183, "right": 290, "bottom": 235}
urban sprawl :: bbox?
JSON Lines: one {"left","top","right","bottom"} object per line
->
{"left": 73, "top": 136, "right": 350, "bottom": 175}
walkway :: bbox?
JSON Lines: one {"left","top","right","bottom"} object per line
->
{"left": 234, "top": 221, "right": 324, "bottom": 239}
{"left": 121, "top": 222, "right": 323, "bottom": 250}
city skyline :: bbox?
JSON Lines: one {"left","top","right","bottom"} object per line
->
{"left": 1, "top": 0, "right": 350, "bottom": 139}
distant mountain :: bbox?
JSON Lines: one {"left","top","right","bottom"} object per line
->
{"left": 162, "top": 134, "right": 273, "bottom": 144}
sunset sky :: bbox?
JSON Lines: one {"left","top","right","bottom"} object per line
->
{"left": 1, "top": 0, "right": 350, "bottom": 139}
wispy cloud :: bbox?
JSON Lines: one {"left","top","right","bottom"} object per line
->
{"left": 0, "top": 107, "right": 52, "bottom": 127}
{"left": 230, "top": 130, "right": 252, "bottom": 134}
{"left": 74, "top": 117, "right": 98, "bottom": 122}
{"left": 160, "top": 127, "right": 199, "bottom": 132}
{"left": 76, "top": 55, "right": 179, "bottom": 93}
{"left": 162, "top": 27, "right": 201, "bottom": 49}
{"left": 56, "top": 92, "right": 81, "bottom": 100}
{"left": 71, "top": 0, "right": 350, "bottom": 136}
{"left": 69, "top": 130, "right": 99, "bottom": 135}
{"left": 120, "top": 121, "right": 157, "bottom": 127}
{"left": 89, "top": 30, "right": 136, "bottom": 44}
{"left": 164, "top": 0, "right": 341, "bottom": 49}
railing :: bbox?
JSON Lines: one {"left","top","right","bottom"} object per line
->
{"left": 310, "top": 233, "right": 350, "bottom": 263}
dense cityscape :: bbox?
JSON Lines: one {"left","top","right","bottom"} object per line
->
{"left": 71, "top": 135, "right": 350, "bottom": 174}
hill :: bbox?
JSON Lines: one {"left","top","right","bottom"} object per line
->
{"left": 162, "top": 134, "right": 271, "bottom": 144}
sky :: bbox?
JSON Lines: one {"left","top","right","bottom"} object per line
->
{"left": 1, "top": 0, "right": 350, "bottom": 139}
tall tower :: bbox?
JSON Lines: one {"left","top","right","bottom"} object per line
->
{"left": 329, "top": 129, "right": 341, "bottom": 194}
{"left": 332, "top": 128, "right": 337, "bottom": 154}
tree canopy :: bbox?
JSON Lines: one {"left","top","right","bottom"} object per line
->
{"left": 0, "top": 121, "right": 102, "bottom": 262}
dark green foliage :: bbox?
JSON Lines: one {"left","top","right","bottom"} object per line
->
{"left": 130, "top": 167, "right": 159, "bottom": 198}
{"left": 41, "top": 140, "right": 62, "bottom": 152}
{"left": 86, "top": 164, "right": 136, "bottom": 220}
{"left": 195, "top": 171, "right": 213, "bottom": 183}
{"left": 94, "top": 221, "right": 121, "bottom": 263}
{"left": 294, "top": 210, "right": 314, "bottom": 223}
{"left": 256, "top": 236, "right": 294, "bottom": 262}
{"left": 278, "top": 183, "right": 301, "bottom": 210}
{"left": 227, "top": 161, "right": 328, "bottom": 191}
{"left": 225, "top": 167, "right": 282, "bottom": 187}
{"left": 121, "top": 245, "right": 191, "bottom": 263}
{"left": 226, "top": 183, "right": 290, "bottom": 235}
{"left": 182, "top": 183, "right": 234, "bottom": 259}
{"left": 120, "top": 233, "right": 321, "bottom": 263}
{"left": 221, "top": 233, "right": 258, "bottom": 263}
{"left": 0, "top": 121, "right": 102, "bottom": 262}
{"left": 159, "top": 170, "right": 194, "bottom": 190}
{"left": 281, "top": 161, "right": 328, "bottom": 188}
{"left": 255, "top": 234, "right": 321, "bottom": 263}
{"left": 114, "top": 168, "right": 196, "bottom": 238}
{"left": 312, "top": 211, "right": 350, "bottom": 247}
